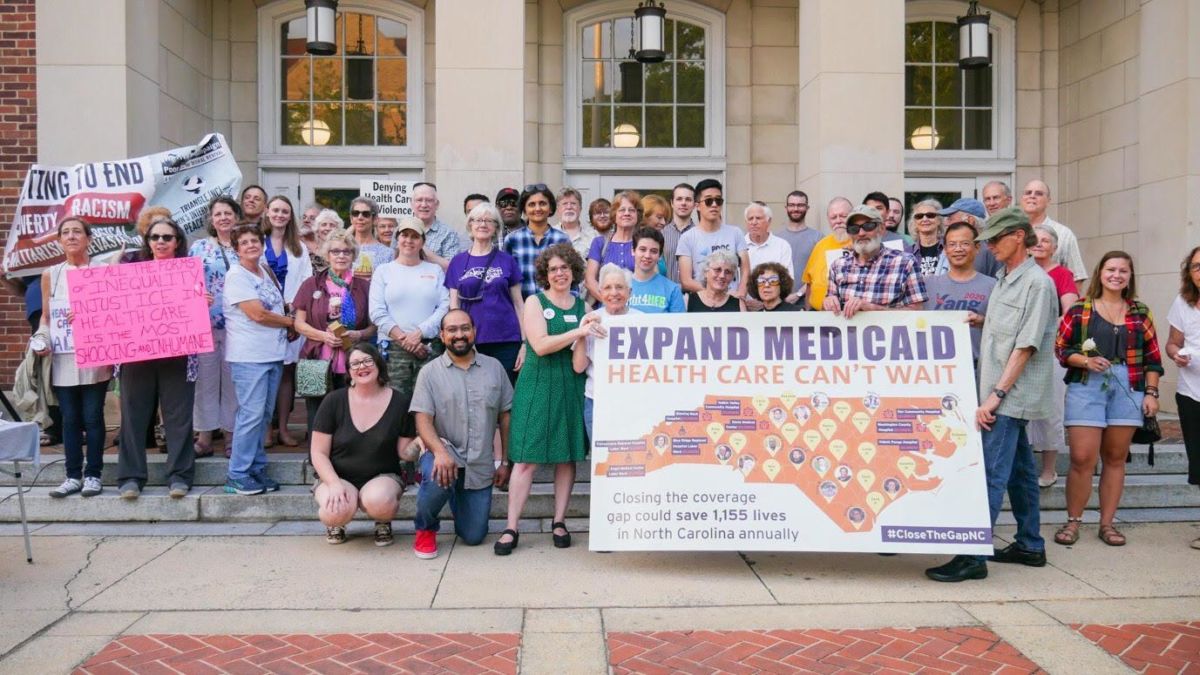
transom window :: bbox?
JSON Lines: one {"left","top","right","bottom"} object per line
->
{"left": 279, "top": 11, "right": 409, "bottom": 147}
{"left": 579, "top": 17, "right": 707, "bottom": 149}
{"left": 904, "top": 20, "right": 993, "bottom": 151}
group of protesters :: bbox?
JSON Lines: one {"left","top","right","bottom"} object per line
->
{"left": 19, "top": 175, "right": 1200, "bottom": 571}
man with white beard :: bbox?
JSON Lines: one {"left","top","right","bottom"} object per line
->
{"left": 800, "top": 196, "right": 853, "bottom": 309}
{"left": 823, "top": 205, "right": 927, "bottom": 318}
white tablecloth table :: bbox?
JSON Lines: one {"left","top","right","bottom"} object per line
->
{"left": 0, "top": 419, "right": 40, "bottom": 563}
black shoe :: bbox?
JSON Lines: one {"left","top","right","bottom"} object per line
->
{"left": 493, "top": 529, "right": 519, "bottom": 556}
{"left": 991, "top": 543, "right": 1046, "bottom": 567}
{"left": 925, "top": 555, "right": 988, "bottom": 582}
{"left": 552, "top": 521, "right": 571, "bottom": 549}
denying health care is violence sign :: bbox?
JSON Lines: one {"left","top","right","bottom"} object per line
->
{"left": 589, "top": 311, "right": 992, "bottom": 555}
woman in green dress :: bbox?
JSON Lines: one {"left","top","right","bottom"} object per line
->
{"left": 496, "top": 242, "right": 601, "bottom": 555}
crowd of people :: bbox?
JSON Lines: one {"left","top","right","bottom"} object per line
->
{"left": 17, "top": 176, "right": 1200, "bottom": 569}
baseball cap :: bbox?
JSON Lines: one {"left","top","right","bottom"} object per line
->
{"left": 938, "top": 198, "right": 987, "bottom": 220}
{"left": 975, "top": 206, "right": 1031, "bottom": 242}
{"left": 846, "top": 204, "right": 883, "bottom": 224}
{"left": 495, "top": 187, "right": 519, "bottom": 203}
{"left": 394, "top": 216, "right": 426, "bottom": 237}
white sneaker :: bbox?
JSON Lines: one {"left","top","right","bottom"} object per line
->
{"left": 81, "top": 476, "right": 103, "bottom": 497}
{"left": 49, "top": 478, "right": 82, "bottom": 498}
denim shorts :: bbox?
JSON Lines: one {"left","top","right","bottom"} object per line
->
{"left": 1063, "top": 363, "right": 1145, "bottom": 428}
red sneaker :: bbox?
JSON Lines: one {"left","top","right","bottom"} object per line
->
{"left": 413, "top": 529, "right": 438, "bottom": 559}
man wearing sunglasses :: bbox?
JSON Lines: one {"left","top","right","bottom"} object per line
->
{"left": 926, "top": 206, "right": 1058, "bottom": 583}
{"left": 822, "top": 205, "right": 927, "bottom": 319}
{"left": 411, "top": 182, "right": 461, "bottom": 272}
{"left": 495, "top": 187, "right": 523, "bottom": 238}
{"left": 676, "top": 178, "right": 750, "bottom": 298}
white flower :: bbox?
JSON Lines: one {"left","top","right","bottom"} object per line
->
{"left": 1081, "top": 338, "right": 1097, "bottom": 353}
{"left": 1180, "top": 347, "right": 1192, "bottom": 357}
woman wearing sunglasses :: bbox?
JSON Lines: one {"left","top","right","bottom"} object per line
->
{"left": 348, "top": 197, "right": 394, "bottom": 279}
{"left": 447, "top": 201, "right": 525, "bottom": 384}
{"left": 748, "top": 262, "right": 801, "bottom": 312}
{"left": 292, "top": 228, "right": 376, "bottom": 432}
{"left": 904, "top": 199, "right": 948, "bottom": 277}
{"left": 115, "top": 217, "right": 204, "bottom": 500}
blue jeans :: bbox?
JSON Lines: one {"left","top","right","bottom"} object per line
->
{"left": 228, "top": 361, "right": 282, "bottom": 481}
{"left": 973, "top": 414, "right": 1044, "bottom": 561}
{"left": 53, "top": 381, "right": 109, "bottom": 480}
{"left": 414, "top": 451, "right": 492, "bottom": 545}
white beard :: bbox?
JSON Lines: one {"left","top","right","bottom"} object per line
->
{"left": 853, "top": 237, "right": 882, "bottom": 257}
{"left": 832, "top": 228, "right": 850, "bottom": 243}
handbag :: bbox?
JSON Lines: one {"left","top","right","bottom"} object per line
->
{"left": 296, "top": 358, "right": 332, "bottom": 398}
{"left": 1129, "top": 415, "right": 1160, "bottom": 466}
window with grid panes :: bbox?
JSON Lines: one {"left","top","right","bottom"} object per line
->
{"left": 904, "top": 20, "right": 994, "bottom": 151}
{"left": 579, "top": 16, "right": 706, "bottom": 149}
{"left": 279, "top": 11, "right": 409, "bottom": 147}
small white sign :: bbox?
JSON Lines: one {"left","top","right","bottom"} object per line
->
{"left": 359, "top": 180, "right": 415, "bottom": 218}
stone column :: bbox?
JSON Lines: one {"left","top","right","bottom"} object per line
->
{"left": 434, "top": 0, "right": 525, "bottom": 233}
{"left": 1137, "top": 0, "right": 1200, "bottom": 409}
{"left": 796, "top": 0, "right": 905, "bottom": 220}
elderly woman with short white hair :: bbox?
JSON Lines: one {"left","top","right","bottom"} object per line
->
{"left": 308, "top": 208, "right": 345, "bottom": 276}
{"left": 904, "top": 198, "right": 947, "bottom": 277}
{"left": 573, "top": 263, "right": 642, "bottom": 440}
{"left": 292, "top": 228, "right": 377, "bottom": 432}
{"left": 686, "top": 249, "right": 743, "bottom": 312}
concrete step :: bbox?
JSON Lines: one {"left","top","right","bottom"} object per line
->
{"left": 1, "top": 455, "right": 592, "bottom": 487}
{"left": 3, "top": 475, "right": 1197, "bottom": 524}
{"left": 1052, "top": 444, "right": 1190, "bottom": 476}
{"left": 0, "top": 482, "right": 592, "bottom": 523}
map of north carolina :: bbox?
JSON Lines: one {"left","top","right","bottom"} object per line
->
{"left": 595, "top": 393, "right": 972, "bottom": 533}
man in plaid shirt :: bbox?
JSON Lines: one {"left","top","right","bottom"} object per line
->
{"left": 822, "top": 205, "right": 927, "bottom": 318}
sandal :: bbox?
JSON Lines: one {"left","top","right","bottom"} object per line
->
{"left": 493, "top": 529, "right": 519, "bottom": 556}
{"left": 552, "top": 521, "right": 572, "bottom": 549}
{"left": 1054, "top": 517, "right": 1082, "bottom": 545}
{"left": 194, "top": 440, "right": 214, "bottom": 458}
{"left": 1098, "top": 524, "right": 1126, "bottom": 547}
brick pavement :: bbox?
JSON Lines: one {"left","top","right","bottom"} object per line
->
{"left": 74, "top": 632, "right": 520, "bottom": 674}
{"left": 1076, "top": 621, "right": 1200, "bottom": 674}
{"left": 607, "top": 627, "right": 1045, "bottom": 674}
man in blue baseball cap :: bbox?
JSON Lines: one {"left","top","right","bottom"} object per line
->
{"left": 940, "top": 198, "right": 1002, "bottom": 277}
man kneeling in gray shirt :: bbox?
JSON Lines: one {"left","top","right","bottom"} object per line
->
{"left": 410, "top": 309, "right": 514, "bottom": 559}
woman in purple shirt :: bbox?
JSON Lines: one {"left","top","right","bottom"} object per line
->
{"left": 446, "top": 202, "right": 526, "bottom": 384}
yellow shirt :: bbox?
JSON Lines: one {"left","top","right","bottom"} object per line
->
{"left": 802, "top": 234, "right": 851, "bottom": 310}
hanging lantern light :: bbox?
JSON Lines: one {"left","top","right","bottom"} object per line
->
{"left": 956, "top": 1, "right": 990, "bottom": 69}
{"left": 346, "top": 13, "right": 374, "bottom": 100}
{"left": 305, "top": 0, "right": 338, "bottom": 56}
{"left": 634, "top": 1, "right": 667, "bottom": 64}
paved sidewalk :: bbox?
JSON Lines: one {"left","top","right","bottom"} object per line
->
{"left": 1, "top": 521, "right": 1198, "bottom": 673}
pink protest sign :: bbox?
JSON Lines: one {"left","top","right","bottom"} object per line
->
{"left": 67, "top": 257, "right": 213, "bottom": 367}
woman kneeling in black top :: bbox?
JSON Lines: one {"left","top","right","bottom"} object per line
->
{"left": 311, "top": 343, "right": 421, "bottom": 546}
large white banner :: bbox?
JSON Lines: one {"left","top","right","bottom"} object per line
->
{"left": 3, "top": 134, "right": 242, "bottom": 278}
{"left": 589, "top": 311, "right": 993, "bottom": 554}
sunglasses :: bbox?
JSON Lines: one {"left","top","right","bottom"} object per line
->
{"left": 524, "top": 183, "right": 549, "bottom": 193}
{"left": 148, "top": 233, "right": 177, "bottom": 242}
{"left": 845, "top": 221, "right": 881, "bottom": 235}
{"left": 756, "top": 276, "right": 781, "bottom": 287}
{"left": 913, "top": 213, "right": 938, "bottom": 220}
{"left": 496, "top": 198, "right": 518, "bottom": 208}
{"left": 702, "top": 197, "right": 725, "bottom": 207}
{"left": 351, "top": 209, "right": 374, "bottom": 218}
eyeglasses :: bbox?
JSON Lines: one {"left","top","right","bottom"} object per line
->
{"left": 709, "top": 267, "right": 735, "bottom": 276}
{"left": 987, "top": 230, "right": 1019, "bottom": 245}
{"left": 524, "top": 183, "right": 549, "bottom": 193}
{"left": 944, "top": 242, "right": 975, "bottom": 250}
{"left": 328, "top": 248, "right": 354, "bottom": 256}
{"left": 756, "top": 276, "right": 781, "bottom": 287}
{"left": 1189, "top": 263, "right": 1200, "bottom": 272}
{"left": 913, "top": 213, "right": 938, "bottom": 220}
{"left": 348, "top": 359, "right": 374, "bottom": 371}
{"left": 496, "top": 198, "right": 518, "bottom": 208}
{"left": 148, "top": 233, "right": 177, "bottom": 242}
{"left": 845, "top": 221, "right": 881, "bottom": 235}
{"left": 351, "top": 209, "right": 374, "bottom": 218}
{"left": 702, "top": 197, "right": 725, "bottom": 207}
{"left": 469, "top": 218, "right": 497, "bottom": 225}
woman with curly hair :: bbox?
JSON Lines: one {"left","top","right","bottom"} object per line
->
{"left": 495, "top": 243, "right": 600, "bottom": 555}
{"left": 748, "top": 262, "right": 801, "bottom": 312}
{"left": 1054, "top": 251, "right": 1163, "bottom": 547}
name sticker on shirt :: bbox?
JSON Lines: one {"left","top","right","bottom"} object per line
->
{"left": 563, "top": 314, "right": 578, "bottom": 323}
